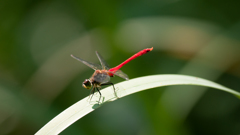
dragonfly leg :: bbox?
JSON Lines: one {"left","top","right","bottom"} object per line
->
{"left": 88, "top": 87, "right": 95, "bottom": 102}
{"left": 101, "top": 82, "right": 118, "bottom": 98}
{"left": 96, "top": 87, "right": 102, "bottom": 103}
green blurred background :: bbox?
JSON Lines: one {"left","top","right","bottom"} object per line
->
{"left": 1, "top": 0, "right": 240, "bottom": 134}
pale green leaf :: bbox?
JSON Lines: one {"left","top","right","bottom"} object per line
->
{"left": 35, "top": 74, "right": 240, "bottom": 135}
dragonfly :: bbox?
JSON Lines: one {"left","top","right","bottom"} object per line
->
{"left": 71, "top": 47, "right": 153, "bottom": 102}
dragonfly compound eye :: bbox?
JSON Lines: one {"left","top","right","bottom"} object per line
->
{"left": 82, "top": 79, "right": 92, "bottom": 89}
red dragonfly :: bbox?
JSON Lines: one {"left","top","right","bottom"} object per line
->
{"left": 71, "top": 47, "right": 153, "bottom": 102}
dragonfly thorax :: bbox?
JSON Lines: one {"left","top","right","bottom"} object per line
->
{"left": 91, "top": 70, "right": 110, "bottom": 84}
{"left": 82, "top": 79, "right": 92, "bottom": 89}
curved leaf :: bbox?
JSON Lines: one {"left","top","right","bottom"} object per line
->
{"left": 35, "top": 74, "right": 240, "bottom": 135}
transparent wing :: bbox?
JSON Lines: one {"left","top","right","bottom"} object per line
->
{"left": 111, "top": 70, "right": 129, "bottom": 80}
{"left": 95, "top": 51, "right": 110, "bottom": 70}
{"left": 71, "top": 54, "right": 102, "bottom": 70}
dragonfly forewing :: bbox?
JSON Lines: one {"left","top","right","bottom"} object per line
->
{"left": 95, "top": 51, "right": 111, "bottom": 70}
{"left": 71, "top": 54, "right": 102, "bottom": 70}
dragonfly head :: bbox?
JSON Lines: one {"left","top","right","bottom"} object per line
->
{"left": 82, "top": 79, "right": 92, "bottom": 89}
